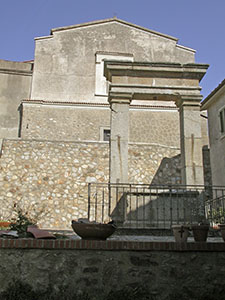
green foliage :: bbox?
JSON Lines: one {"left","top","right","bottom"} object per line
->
{"left": 9, "top": 200, "right": 48, "bottom": 237}
{"left": 211, "top": 207, "right": 225, "bottom": 224}
{"left": 10, "top": 210, "right": 35, "bottom": 237}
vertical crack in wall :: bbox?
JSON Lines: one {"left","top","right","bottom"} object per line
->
{"left": 191, "top": 134, "right": 196, "bottom": 181}
{"left": 117, "top": 135, "right": 122, "bottom": 182}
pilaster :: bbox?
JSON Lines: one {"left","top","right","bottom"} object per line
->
{"left": 176, "top": 96, "right": 204, "bottom": 185}
{"left": 108, "top": 92, "right": 132, "bottom": 184}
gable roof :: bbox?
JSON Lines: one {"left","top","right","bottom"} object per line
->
{"left": 51, "top": 17, "right": 178, "bottom": 42}
{"left": 201, "top": 78, "right": 225, "bottom": 110}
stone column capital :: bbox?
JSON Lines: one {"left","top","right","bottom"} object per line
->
{"left": 108, "top": 92, "right": 133, "bottom": 105}
{"left": 175, "top": 95, "right": 202, "bottom": 109}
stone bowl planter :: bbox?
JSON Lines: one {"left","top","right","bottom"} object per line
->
{"left": 191, "top": 224, "right": 209, "bottom": 242}
{"left": 219, "top": 224, "right": 225, "bottom": 242}
{"left": 71, "top": 221, "right": 116, "bottom": 240}
{"left": 172, "top": 225, "right": 189, "bottom": 243}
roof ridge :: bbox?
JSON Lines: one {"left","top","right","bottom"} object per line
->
{"left": 50, "top": 18, "right": 178, "bottom": 42}
{"left": 201, "top": 78, "right": 225, "bottom": 108}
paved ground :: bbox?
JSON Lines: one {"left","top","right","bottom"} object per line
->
{"left": 70, "top": 234, "right": 223, "bottom": 243}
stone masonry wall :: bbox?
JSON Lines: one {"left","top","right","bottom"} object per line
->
{"left": 21, "top": 104, "right": 111, "bottom": 142}
{"left": 21, "top": 104, "right": 180, "bottom": 147}
{"left": 0, "top": 139, "right": 180, "bottom": 228}
{"left": 0, "top": 245, "right": 224, "bottom": 300}
{"left": 129, "top": 143, "right": 180, "bottom": 184}
{"left": 0, "top": 139, "right": 109, "bottom": 229}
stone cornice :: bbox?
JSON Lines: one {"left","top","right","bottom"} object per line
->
{"left": 0, "top": 68, "right": 33, "bottom": 76}
{"left": 175, "top": 95, "right": 202, "bottom": 108}
{"left": 109, "top": 85, "right": 203, "bottom": 102}
{"left": 21, "top": 99, "right": 177, "bottom": 109}
{"left": 104, "top": 61, "right": 209, "bottom": 82}
{"left": 108, "top": 92, "right": 133, "bottom": 104}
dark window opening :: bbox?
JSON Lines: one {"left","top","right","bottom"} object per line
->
{"left": 220, "top": 109, "right": 225, "bottom": 133}
{"left": 103, "top": 129, "right": 110, "bottom": 141}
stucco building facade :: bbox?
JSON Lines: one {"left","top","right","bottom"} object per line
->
{"left": 201, "top": 79, "right": 225, "bottom": 186}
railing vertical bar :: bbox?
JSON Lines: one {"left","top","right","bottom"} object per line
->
{"left": 162, "top": 186, "right": 165, "bottom": 229}
{"left": 183, "top": 188, "right": 186, "bottom": 225}
{"left": 149, "top": 186, "right": 152, "bottom": 228}
{"left": 102, "top": 188, "right": 105, "bottom": 223}
{"left": 177, "top": 188, "right": 180, "bottom": 225}
{"left": 169, "top": 186, "right": 173, "bottom": 228}
{"left": 215, "top": 188, "right": 218, "bottom": 223}
{"left": 108, "top": 183, "right": 111, "bottom": 222}
{"left": 127, "top": 184, "right": 130, "bottom": 228}
{"left": 136, "top": 187, "right": 138, "bottom": 228}
{"left": 115, "top": 185, "right": 118, "bottom": 225}
{"left": 209, "top": 188, "right": 213, "bottom": 225}
{"left": 156, "top": 187, "right": 159, "bottom": 228}
{"left": 222, "top": 189, "right": 225, "bottom": 223}
{"left": 95, "top": 185, "right": 98, "bottom": 222}
{"left": 127, "top": 186, "right": 132, "bottom": 227}
{"left": 88, "top": 183, "right": 91, "bottom": 220}
{"left": 143, "top": 187, "right": 146, "bottom": 228}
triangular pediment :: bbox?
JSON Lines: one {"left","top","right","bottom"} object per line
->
{"left": 51, "top": 18, "right": 178, "bottom": 42}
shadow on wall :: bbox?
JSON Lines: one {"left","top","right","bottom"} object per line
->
{"left": 151, "top": 154, "right": 181, "bottom": 185}
{"left": 110, "top": 186, "right": 206, "bottom": 228}
{"left": 109, "top": 151, "right": 212, "bottom": 227}
{"left": 202, "top": 145, "right": 212, "bottom": 187}
{"left": 150, "top": 148, "right": 212, "bottom": 187}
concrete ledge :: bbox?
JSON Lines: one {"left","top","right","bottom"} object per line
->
{"left": 1, "top": 238, "right": 225, "bottom": 251}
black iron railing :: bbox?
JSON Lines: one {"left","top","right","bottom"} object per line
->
{"left": 87, "top": 183, "right": 225, "bottom": 229}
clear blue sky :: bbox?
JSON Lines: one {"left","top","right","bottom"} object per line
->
{"left": 1, "top": 0, "right": 224, "bottom": 98}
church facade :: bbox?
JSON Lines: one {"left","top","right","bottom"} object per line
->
{"left": 0, "top": 19, "right": 210, "bottom": 228}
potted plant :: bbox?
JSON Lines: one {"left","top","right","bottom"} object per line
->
{"left": 72, "top": 219, "right": 116, "bottom": 240}
{"left": 191, "top": 219, "right": 210, "bottom": 242}
{"left": 211, "top": 207, "right": 225, "bottom": 241}
{"left": 172, "top": 224, "right": 190, "bottom": 243}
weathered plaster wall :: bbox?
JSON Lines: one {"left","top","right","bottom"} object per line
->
{"left": 0, "top": 247, "right": 224, "bottom": 300}
{"left": 31, "top": 20, "right": 195, "bottom": 102}
{"left": 0, "top": 60, "right": 32, "bottom": 139}
{"left": 0, "top": 139, "right": 181, "bottom": 228}
{"left": 21, "top": 104, "right": 180, "bottom": 147}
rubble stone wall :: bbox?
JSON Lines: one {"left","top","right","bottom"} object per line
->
{"left": 0, "top": 246, "right": 224, "bottom": 300}
{"left": 21, "top": 104, "right": 180, "bottom": 147}
{"left": 0, "top": 139, "right": 181, "bottom": 228}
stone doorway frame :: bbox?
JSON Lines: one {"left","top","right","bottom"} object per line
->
{"left": 104, "top": 61, "right": 209, "bottom": 186}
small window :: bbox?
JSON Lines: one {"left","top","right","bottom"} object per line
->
{"left": 219, "top": 108, "right": 225, "bottom": 133}
{"left": 100, "top": 127, "right": 110, "bottom": 142}
{"left": 103, "top": 129, "right": 110, "bottom": 141}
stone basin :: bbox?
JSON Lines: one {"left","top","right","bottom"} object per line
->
{"left": 71, "top": 221, "right": 116, "bottom": 240}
